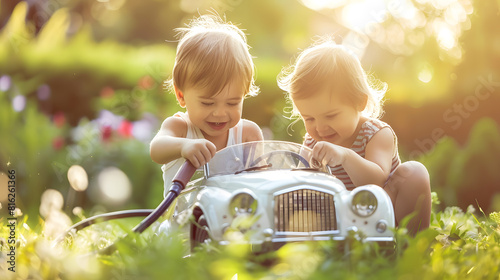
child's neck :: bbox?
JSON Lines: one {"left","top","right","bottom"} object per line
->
{"left": 202, "top": 130, "right": 229, "bottom": 151}
{"left": 341, "top": 116, "right": 368, "bottom": 148}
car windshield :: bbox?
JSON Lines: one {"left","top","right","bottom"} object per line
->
{"left": 206, "top": 141, "right": 330, "bottom": 177}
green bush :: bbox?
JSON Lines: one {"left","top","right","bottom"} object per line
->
{"left": 0, "top": 93, "right": 64, "bottom": 217}
{"left": 0, "top": 2, "right": 176, "bottom": 125}
{"left": 0, "top": 2, "right": 175, "bottom": 220}
{"left": 419, "top": 118, "right": 500, "bottom": 213}
{"left": 0, "top": 82, "right": 164, "bottom": 221}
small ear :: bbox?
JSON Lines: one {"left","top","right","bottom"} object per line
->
{"left": 174, "top": 85, "right": 186, "bottom": 108}
{"left": 357, "top": 94, "right": 368, "bottom": 112}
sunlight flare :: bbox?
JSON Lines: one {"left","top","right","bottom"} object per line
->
{"left": 436, "top": 24, "right": 455, "bottom": 50}
{"left": 67, "top": 165, "right": 89, "bottom": 192}
{"left": 341, "top": 0, "right": 386, "bottom": 31}
{"left": 418, "top": 64, "right": 434, "bottom": 83}
{"left": 300, "top": 0, "right": 347, "bottom": 10}
{"left": 97, "top": 166, "right": 132, "bottom": 204}
{"left": 43, "top": 209, "right": 72, "bottom": 238}
{"left": 39, "top": 189, "right": 64, "bottom": 218}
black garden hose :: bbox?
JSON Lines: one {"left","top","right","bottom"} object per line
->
{"left": 54, "top": 209, "right": 154, "bottom": 243}
{"left": 133, "top": 161, "right": 196, "bottom": 233}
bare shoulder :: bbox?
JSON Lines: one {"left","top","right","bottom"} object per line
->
{"left": 158, "top": 115, "right": 188, "bottom": 138}
{"left": 241, "top": 119, "right": 264, "bottom": 142}
{"left": 366, "top": 126, "right": 396, "bottom": 155}
{"left": 364, "top": 126, "right": 397, "bottom": 173}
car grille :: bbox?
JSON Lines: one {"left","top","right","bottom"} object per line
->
{"left": 274, "top": 189, "right": 337, "bottom": 232}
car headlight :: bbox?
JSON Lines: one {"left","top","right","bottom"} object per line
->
{"left": 229, "top": 191, "right": 258, "bottom": 216}
{"left": 351, "top": 190, "right": 377, "bottom": 217}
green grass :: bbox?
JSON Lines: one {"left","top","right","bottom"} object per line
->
{"left": 1, "top": 205, "right": 499, "bottom": 280}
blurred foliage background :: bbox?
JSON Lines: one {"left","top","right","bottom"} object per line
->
{"left": 0, "top": 0, "right": 499, "bottom": 224}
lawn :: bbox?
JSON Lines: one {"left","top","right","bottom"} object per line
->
{"left": 1, "top": 200, "right": 499, "bottom": 280}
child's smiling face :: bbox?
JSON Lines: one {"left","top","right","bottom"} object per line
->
{"left": 175, "top": 81, "right": 244, "bottom": 140}
{"left": 294, "top": 89, "right": 365, "bottom": 147}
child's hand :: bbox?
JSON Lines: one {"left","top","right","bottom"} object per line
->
{"left": 312, "top": 141, "right": 349, "bottom": 167}
{"left": 181, "top": 139, "right": 217, "bottom": 168}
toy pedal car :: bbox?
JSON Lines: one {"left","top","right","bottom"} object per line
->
{"left": 158, "top": 141, "right": 395, "bottom": 252}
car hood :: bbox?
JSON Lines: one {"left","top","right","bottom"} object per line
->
{"left": 204, "top": 169, "right": 346, "bottom": 194}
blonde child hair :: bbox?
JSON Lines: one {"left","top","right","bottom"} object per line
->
{"left": 167, "top": 14, "right": 259, "bottom": 98}
{"left": 278, "top": 38, "right": 387, "bottom": 119}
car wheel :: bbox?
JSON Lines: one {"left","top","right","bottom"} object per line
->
{"left": 192, "top": 214, "right": 210, "bottom": 250}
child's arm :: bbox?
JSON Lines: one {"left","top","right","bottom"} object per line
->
{"left": 312, "top": 127, "right": 395, "bottom": 187}
{"left": 242, "top": 119, "right": 264, "bottom": 142}
{"left": 150, "top": 117, "right": 216, "bottom": 168}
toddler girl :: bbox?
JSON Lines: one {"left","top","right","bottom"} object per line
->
{"left": 278, "top": 38, "right": 431, "bottom": 235}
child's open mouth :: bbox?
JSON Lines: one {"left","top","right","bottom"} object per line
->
{"left": 208, "top": 122, "right": 227, "bottom": 130}
{"left": 321, "top": 133, "right": 337, "bottom": 141}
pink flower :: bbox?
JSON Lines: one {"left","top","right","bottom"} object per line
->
{"left": 138, "top": 76, "right": 154, "bottom": 90}
{"left": 100, "top": 86, "right": 114, "bottom": 98}
{"left": 52, "top": 137, "right": 65, "bottom": 150}
{"left": 53, "top": 112, "right": 65, "bottom": 128}
{"left": 118, "top": 120, "right": 133, "bottom": 138}
{"left": 102, "top": 126, "right": 113, "bottom": 142}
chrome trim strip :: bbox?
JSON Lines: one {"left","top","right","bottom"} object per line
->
{"left": 272, "top": 236, "right": 394, "bottom": 243}
{"left": 272, "top": 236, "right": 346, "bottom": 242}
{"left": 364, "top": 236, "right": 395, "bottom": 242}
{"left": 326, "top": 165, "right": 332, "bottom": 175}
{"left": 218, "top": 236, "right": 394, "bottom": 245}
{"left": 274, "top": 230, "right": 339, "bottom": 236}
{"left": 203, "top": 164, "right": 209, "bottom": 179}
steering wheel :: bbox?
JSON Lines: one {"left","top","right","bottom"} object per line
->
{"left": 250, "top": 150, "right": 310, "bottom": 168}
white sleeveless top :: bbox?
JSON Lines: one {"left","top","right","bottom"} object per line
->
{"left": 161, "top": 111, "right": 244, "bottom": 196}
